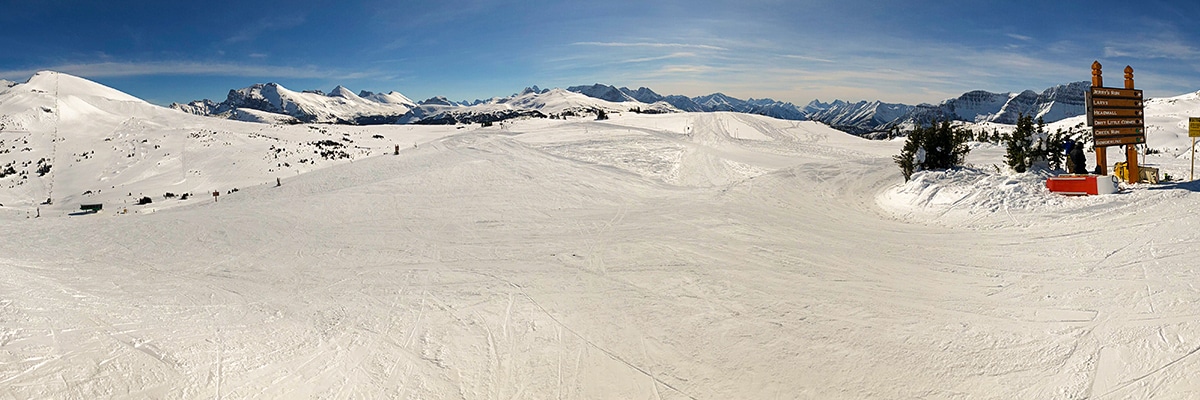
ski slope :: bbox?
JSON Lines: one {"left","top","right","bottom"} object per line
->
{"left": 5, "top": 74, "right": 1200, "bottom": 398}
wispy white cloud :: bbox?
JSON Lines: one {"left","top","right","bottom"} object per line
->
{"left": 1006, "top": 33, "right": 1033, "bottom": 41}
{"left": 1103, "top": 37, "right": 1200, "bottom": 60}
{"left": 556, "top": 29, "right": 1100, "bottom": 104}
{"left": 0, "top": 61, "right": 370, "bottom": 81}
{"left": 782, "top": 54, "right": 835, "bottom": 63}
{"left": 656, "top": 64, "right": 722, "bottom": 75}
{"left": 572, "top": 42, "right": 728, "bottom": 51}
{"left": 620, "top": 52, "right": 698, "bottom": 64}
{"left": 226, "top": 14, "right": 307, "bottom": 43}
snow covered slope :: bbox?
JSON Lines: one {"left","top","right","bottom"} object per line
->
{"left": 6, "top": 72, "right": 1200, "bottom": 399}
{"left": 0, "top": 71, "right": 459, "bottom": 210}
{"left": 1140, "top": 90, "right": 1200, "bottom": 153}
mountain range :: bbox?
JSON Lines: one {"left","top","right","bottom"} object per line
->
{"left": 172, "top": 80, "right": 1089, "bottom": 137}
{"left": 802, "top": 81, "right": 1089, "bottom": 135}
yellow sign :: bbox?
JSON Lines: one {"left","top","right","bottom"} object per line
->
{"left": 1190, "top": 117, "right": 1200, "bottom": 138}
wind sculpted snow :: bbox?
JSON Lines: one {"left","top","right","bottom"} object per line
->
{"left": 5, "top": 74, "right": 1200, "bottom": 398}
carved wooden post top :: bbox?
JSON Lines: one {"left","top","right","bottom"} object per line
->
{"left": 1124, "top": 65, "right": 1135, "bottom": 89}
{"left": 1092, "top": 61, "right": 1103, "bottom": 87}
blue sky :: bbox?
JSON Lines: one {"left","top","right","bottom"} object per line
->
{"left": 2, "top": 0, "right": 1199, "bottom": 106}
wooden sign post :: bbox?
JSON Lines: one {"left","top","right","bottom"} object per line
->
{"left": 1087, "top": 62, "right": 1146, "bottom": 183}
{"left": 1190, "top": 117, "right": 1200, "bottom": 180}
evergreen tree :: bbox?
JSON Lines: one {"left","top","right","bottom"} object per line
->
{"left": 1045, "top": 127, "right": 1070, "bottom": 171}
{"left": 1005, "top": 114, "right": 1055, "bottom": 173}
{"left": 1005, "top": 115, "right": 1031, "bottom": 172}
{"left": 893, "top": 119, "right": 971, "bottom": 181}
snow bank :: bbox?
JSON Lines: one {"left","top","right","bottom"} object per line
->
{"left": 881, "top": 168, "right": 1051, "bottom": 227}
{"left": 877, "top": 167, "right": 1137, "bottom": 228}
{"left": 877, "top": 158, "right": 1200, "bottom": 231}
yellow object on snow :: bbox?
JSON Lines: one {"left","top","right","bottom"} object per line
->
{"left": 1113, "top": 162, "right": 1160, "bottom": 184}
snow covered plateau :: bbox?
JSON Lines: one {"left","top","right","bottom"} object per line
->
{"left": 4, "top": 72, "right": 1200, "bottom": 398}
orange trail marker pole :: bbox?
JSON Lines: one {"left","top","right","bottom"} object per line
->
{"left": 1091, "top": 61, "right": 1107, "bottom": 176}
{"left": 1124, "top": 66, "right": 1139, "bottom": 184}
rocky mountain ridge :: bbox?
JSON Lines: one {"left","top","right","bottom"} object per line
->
{"left": 173, "top": 80, "right": 1088, "bottom": 137}
{"left": 801, "top": 81, "right": 1089, "bottom": 135}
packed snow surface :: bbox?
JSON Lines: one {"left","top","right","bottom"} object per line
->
{"left": 5, "top": 73, "right": 1200, "bottom": 398}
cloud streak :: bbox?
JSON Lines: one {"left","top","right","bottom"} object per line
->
{"left": 1103, "top": 37, "right": 1200, "bottom": 60}
{"left": 226, "top": 14, "right": 307, "bottom": 43}
{"left": 620, "top": 52, "right": 698, "bottom": 64}
{"left": 572, "top": 42, "right": 728, "bottom": 51}
{"left": 0, "top": 61, "right": 374, "bottom": 81}
{"left": 782, "top": 54, "right": 835, "bottom": 63}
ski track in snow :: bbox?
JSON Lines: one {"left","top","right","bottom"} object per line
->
{"left": 4, "top": 82, "right": 1200, "bottom": 398}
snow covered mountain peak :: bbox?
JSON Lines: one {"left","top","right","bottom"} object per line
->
{"left": 0, "top": 71, "right": 173, "bottom": 132}
{"left": 21, "top": 70, "right": 145, "bottom": 104}
{"left": 419, "top": 96, "right": 459, "bottom": 106}
{"left": 519, "top": 85, "right": 548, "bottom": 96}
{"left": 358, "top": 90, "right": 416, "bottom": 107}
{"left": 329, "top": 85, "right": 357, "bottom": 99}
{"left": 174, "top": 81, "right": 416, "bottom": 124}
{"left": 694, "top": 93, "right": 742, "bottom": 109}
{"left": 566, "top": 83, "right": 637, "bottom": 103}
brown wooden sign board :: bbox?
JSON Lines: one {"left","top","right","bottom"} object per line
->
{"left": 1089, "top": 63, "right": 1144, "bottom": 182}
{"left": 1091, "top": 108, "right": 1143, "bottom": 117}
{"left": 1094, "top": 135, "right": 1146, "bottom": 146}
{"left": 1093, "top": 118, "right": 1144, "bottom": 127}
{"left": 1090, "top": 98, "right": 1143, "bottom": 108}
{"left": 1090, "top": 87, "right": 1143, "bottom": 99}
{"left": 1094, "top": 126, "right": 1145, "bottom": 136}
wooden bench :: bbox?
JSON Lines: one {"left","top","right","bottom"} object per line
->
{"left": 79, "top": 203, "right": 103, "bottom": 213}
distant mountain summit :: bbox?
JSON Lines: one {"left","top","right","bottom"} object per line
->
{"left": 804, "top": 100, "right": 914, "bottom": 135}
{"left": 796, "top": 81, "right": 1089, "bottom": 135}
{"left": 905, "top": 81, "right": 1089, "bottom": 126}
{"left": 177, "top": 82, "right": 681, "bottom": 126}
{"left": 565, "top": 84, "right": 807, "bottom": 121}
{"left": 621, "top": 87, "right": 665, "bottom": 103}
{"left": 566, "top": 84, "right": 639, "bottom": 103}
{"left": 174, "top": 79, "right": 1089, "bottom": 137}
{"left": 172, "top": 82, "right": 417, "bottom": 124}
